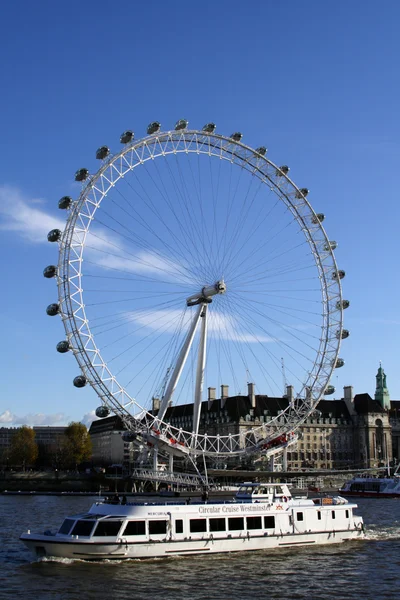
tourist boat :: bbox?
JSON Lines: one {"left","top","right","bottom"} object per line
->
{"left": 20, "top": 483, "right": 365, "bottom": 561}
{"left": 340, "top": 473, "right": 400, "bottom": 498}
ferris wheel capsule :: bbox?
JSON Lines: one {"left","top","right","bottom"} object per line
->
{"left": 73, "top": 375, "right": 87, "bottom": 388}
{"left": 120, "top": 130, "right": 134, "bottom": 144}
{"left": 337, "top": 329, "right": 350, "bottom": 339}
{"left": 175, "top": 119, "right": 188, "bottom": 131}
{"left": 96, "top": 146, "right": 110, "bottom": 160}
{"left": 147, "top": 122, "right": 161, "bottom": 135}
{"left": 95, "top": 405, "right": 110, "bottom": 418}
{"left": 334, "top": 358, "right": 345, "bottom": 368}
{"left": 43, "top": 265, "right": 57, "bottom": 279}
{"left": 230, "top": 132, "right": 243, "bottom": 142}
{"left": 332, "top": 270, "right": 345, "bottom": 280}
{"left": 324, "top": 385, "right": 335, "bottom": 395}
{"left": 75, "top": 168, "right": 89, "bottom": 182}
{"left": 295, "top": 188, "right": 309, "bottom": 199}
{"left": 202, "top": 123, "right": 216, "bottom": 133}
{"left": 277, "top": 165, "right": 290, "bottom": 176}
{"left": 336, "top": 300, "right": 350, "bottom": 310}
{"left": 46, "top": 303, "right": 60, "bottom": 316}
{"left": 47, "top": 229, "right": 62, "bottom": 243}
{"left": 58, "top": 196, "right": 72, "bottom": 210}
{"left": 311, "top": 213, "right": 325, "bottom": 224}
{"left": 255, "top": 146, "right": 267, "bottom": 156}
{"left": 324, "top": 240, "right": 337, "bottom": 251}
{"left": 56, "top": 341, "right": 70, "bottom": 353}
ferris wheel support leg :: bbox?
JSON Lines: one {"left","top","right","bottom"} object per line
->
{"left": 153, "top": 448, "right": 159, "bottom": 473}
{"left": 158, "top": 303, "right": 204, "bottom": 422}
{"left": 282, "top": 447, "right": 288, "bottom": 472}
{"left": 193, "top": 304, "right": 208, "bottom": 439}
{"left": 169, "top": 453, "right": 174, "bottom": 473}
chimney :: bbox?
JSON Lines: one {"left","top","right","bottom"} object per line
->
{"left": 343, "top": 385, "right": 356, "bottom": 415}
{"left": 208, "top": 387, "right": 216, "bottom": 409}
{"left": 152, "top": 397, "right": 160, "bottom": 414}
{"left": 221, "top": 384, "right": 229, "bottom": 409}
{"left": 248, "top": 382, "right": 256, "bottom": 408}
{"left": 286, "top": 385, "right": 294, "bottom": 406}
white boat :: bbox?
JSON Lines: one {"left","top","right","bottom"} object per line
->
{"left": 340, "top": 473, "right": 400, "bottom": 498}
{"left": 20, "top": 483, "right": 365, "bottom": 561}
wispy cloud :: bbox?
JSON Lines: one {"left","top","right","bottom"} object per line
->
{"left": 81, "top": 410, "right": 100, "bottom": 428}
{"left": 93, "top": 249, "right": 191, "bottom": 282}
{"left": 0, "top": 409, "right": 68, "bottom": 426}
{"left": 0, "top": 185, "right": 64, "bottom": 242}
{"left": 128, "top": 308, "right": 273, "bottom": 343}
{"left": 0, "top": 184, "right": 189, "bottom": 282}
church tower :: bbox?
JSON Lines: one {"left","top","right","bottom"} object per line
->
{"left": 375, "top": 363, "right": 391, "bottom": 410}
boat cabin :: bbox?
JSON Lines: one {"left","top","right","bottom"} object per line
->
{"left": 236, "top": 482, "right": 292, "bottom": 503}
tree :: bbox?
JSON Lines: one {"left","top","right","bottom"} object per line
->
{"left": 9, "top": 426, "right": 38, "bottom": 470}
{"left": 61, "top": 422, "right": 92, "bottom": 469}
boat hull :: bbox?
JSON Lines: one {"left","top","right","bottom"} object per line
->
{"left": 340, "top": 491, "right": 400, "bottom": 498}
{"left": 20, "top": 528, "right": 364, "bottom": 561}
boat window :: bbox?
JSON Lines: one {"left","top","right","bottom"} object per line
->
{"left": 71, "top": 520, "right": 95, "bottom": 537}
{"left": 247, "top": 516, "right": 262, "bottom": 530}
{"left": 345, "top": 510, "right": 349, "bottom": 519}
{"left": 331, "top": 511, "right": 336, "bottom": 519}
{"left": 209, "top": 518, "right": 226, "bottom": 532}
{"left": 149, "top": 520, "right": 167, "bottom": 535}
{"left": 175, "top": 519, "right": 183, "bottom": 534}
{"left": 296, "top": 512, "right": 304, "bottom": 522}
{"left": 264, "top": 516, "right": 275, "bottom": 529}
{"left": 59, "top": 519, "right": 75, "bottom": 535}
{"left": 317, "top": 511, "right": 321, "bottom": 520}
{"left": 93, "top": 520, "right": 123, "bottom": 537}
{"left": 228, "top": 517, "right": 244, "bottom": 531}
{"left": 124, "top": 520, "right": 146, "bottom": 536}
{"left": 190, "top": 519, "right": 207, "bottom": 533}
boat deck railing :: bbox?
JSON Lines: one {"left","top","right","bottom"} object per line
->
{"left": 130, "top": 468, "right": 212, "bottom": 487}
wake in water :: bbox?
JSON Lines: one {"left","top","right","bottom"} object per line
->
{"left": 364, "top": 523, "right": 400, "bottom": 541}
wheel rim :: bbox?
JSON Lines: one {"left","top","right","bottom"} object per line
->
{"left": 52, "top": 128, "right": 345, "bottom": 456}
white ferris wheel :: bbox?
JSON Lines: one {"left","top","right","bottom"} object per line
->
{"left": 44, "top": 120, "right": 349, "bottom": 459}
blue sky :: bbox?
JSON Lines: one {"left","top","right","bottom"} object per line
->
{"left": 0, "top": 0, "right": 399, "bottom": 428}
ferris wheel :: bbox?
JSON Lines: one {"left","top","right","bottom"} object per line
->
{"left": 44, "top": 120, "right": 349, "bottom": 458}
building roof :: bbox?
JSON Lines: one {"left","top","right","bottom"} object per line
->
{"left": 89, "top": 415, "right": 125, "bottom": 434}
{"left": 353, "top": 393, "right": 385, "bottom": 414}
{"left": 165, "top": 395, "right": 352, "bottom": 421}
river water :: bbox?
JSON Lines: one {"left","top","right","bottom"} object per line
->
{"left": 0, "top": 495, "right": 399, "bottom": 600}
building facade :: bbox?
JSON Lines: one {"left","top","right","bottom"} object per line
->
{"left": 158, "top": 365, "right": 399, "bottom": 471}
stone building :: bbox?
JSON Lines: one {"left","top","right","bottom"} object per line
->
{"left": 157, "top": 365, "right": 399, "bottom": 471}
